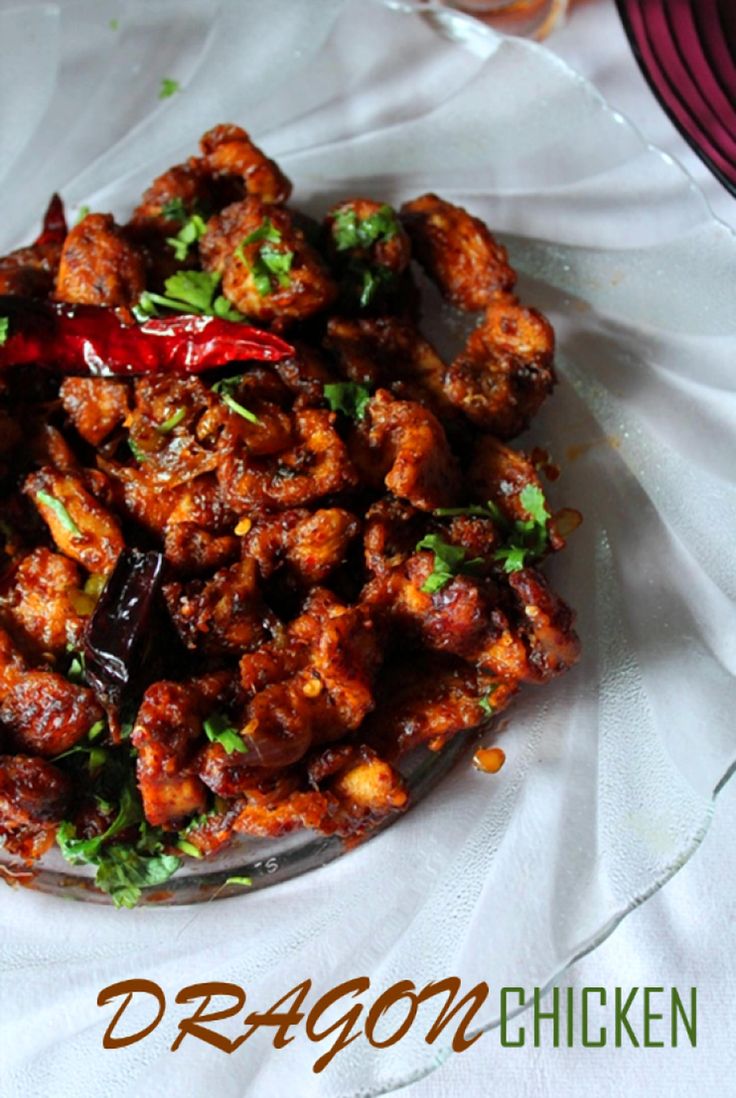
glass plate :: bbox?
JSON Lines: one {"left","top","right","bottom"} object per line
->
{"left": 1, "top": 2, "right": 735, "bottom": 1096}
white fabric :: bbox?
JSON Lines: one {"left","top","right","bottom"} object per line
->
{"left": 407, "top": 3, "right": 736, "bottom": 1095}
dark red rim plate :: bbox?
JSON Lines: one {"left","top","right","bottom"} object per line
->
{"left": 616, "top": 0, "right": 736, "bottom": 197}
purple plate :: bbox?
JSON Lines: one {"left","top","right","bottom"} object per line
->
{"left": 617, "top": 0, "right": 736, "bottom": 195}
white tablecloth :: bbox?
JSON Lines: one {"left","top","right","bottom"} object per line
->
{"left": 406, "top": 2, "right": 736, "bottom": 1095}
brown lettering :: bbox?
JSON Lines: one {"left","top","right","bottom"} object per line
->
{"left": 418, "top": 978, "right": 488, "bottom": 1052}
{"left": 365, "top": 981, "right": 419, "bottom": 1048}
{"left": 306, "top": 977, "right": 370, "bottom": 1072}
{"left": 171, "top": 982, "right": 246, "bottom": 1053}
{"left": 98, "top": 978, "right": 166, "bottom": 1049}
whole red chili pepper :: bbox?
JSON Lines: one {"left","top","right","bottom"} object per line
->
{"left": 35, "top": 194, "right": 68, "bottom": 249}
{"left": 0, "top": 296, "right": 292, "bottom": 376}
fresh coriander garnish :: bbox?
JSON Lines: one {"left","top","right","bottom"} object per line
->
{"left": 358, "top": 265, "right": 393, "bottom": 308}
{"left": 226, "top": 876, "right": 253, "bottom": 887}
{"left": 156, "top": 407, "right": 186, "bottom": 433}
{"left": 479, "top": 694, "right": 495, "bottom": 716}
{"left": 159, "top": 77, "right": 180, "bottom": 100}
{"left": 133, "top": 270, "right": 244, "bottom": 323}
{"left": 95, "top": 846, "right": 181, "bottom": 909}
{"left": 128, "top": 436, "right": 149, "bottom": 463}
{"left": 36, "top": 490, "right": 82, "bottom": 537}
{"left": 203, "top": 712, "right": 248, "bottom": 755}
{"left": 415, "top": 534, "right": 484, "bottom": 594}
{"left": 323, "top": 381, "right": 371, "bottom": 421}
{"left": 435, "top": 500, "right": 505, "bottom": 522}
{"left": 0, "top": 317, "right": 10, "bottom": 345}
{"left": 177, "top": 838, "right": 203, "bottom": 859}
{"left": 166, "top": 212, "right": 207, "bottom": 261}
{"left": 493, "top": 484, "right": 550, "bottom": 574}
{"left": 238, "top": 218, "right": 282, "bottom": 251}
{"left": 75, "top": 205, "right": 91, "bottom": 225}
{"left": 109, "top": 18, "right": 119, "bottom": 30}
{"left": 161, "top": 196, "right": 188, "bottom": 223}
{"left": 235, "top": 218, "right": 295, "bottom": 297}
{"left": 211, "top": 377, "right": 260, "bottom": 424}
{"left": 57, "top": 782, "right": 141, "bottom": 864}
{"left": 332, "top": 204, "right": 400, "bottom": 251}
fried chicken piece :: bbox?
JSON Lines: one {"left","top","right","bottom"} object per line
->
{"left": 324, "top": 316, "right": 458, "bottom": 425}
{"left": 54, "top": 212, "right": 145, "bottom": 308}
{"left": 200, "top": 198, "right": 337, "bottom": 322}
{"left": 364, "top": 389, "right": 460, "bottom": 510}
{"left": 363, "top": 497, "right": 423, "bottom": 576}
{"left": 131, "top": 673, "right": 232, "bottom": 828}
{"left": 163, "top": 557, "right": 271, "bottom": 655}
{"left": 469, "top": 434, "right": 546, "bottom": 526}
{"left": 445, "top": 294, "right": 556, "bottom": 438}
{"left": 324, "top": 199, "right": 410, "bottom": 273}
{"left": 329, "top": 745, "right": 408, "bottom": 817}
{"left": 0, "top": 194, "right": 67, "bottom": 298}
{"left": 164, "top": 526, "right": 239, "bottom": 577}
{"left": 24, "top": 467, "right": 124, "bottom": 574}
{"left": 130, "top": 162, "right": 211, "bottom": 233}
{"left": 217, "top": 407, "right": 358, "bottom": 511}
{"left": 400, "top": 193, "right": 515, "bottom": 310}
{"left": 60, "top": 377, "right": 131, "bottom": 447}
{"left": 364, "top": 655, "right": 516, "bottom": 759}
{"left": 242, "top": 507, "right": 360, "bottom": 584}
{"left": 363, "top": 550, "right": 494, "bottom": 659}
{"left": 506, "top": 568, "right": 580, "bottom": 682}
{"left": 228, "top": 589, "right": 381, "bottom": 776}
{"left": 0, "top": 671, "right": 103, "bottom": 757}
{"left": 0, "top": 755, "right": 72, "bottom": 860}
{"left": 0, "top": 548, "right": 88, "bottom": 657}
{"left": 200, "top": 124, "right": 292, "bottom": 205}
{"left": 272, "top": 343, "right": 336, "bottom": 408}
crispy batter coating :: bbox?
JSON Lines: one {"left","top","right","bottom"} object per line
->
{"left": 200, "top": 198, "right": 337, "bottom": 322}
{"left": 200, "top": 124, "right": 292, "bottom": 205}
{"left": 217, "top": 407, "right": 358, "bottom": 511}
{"left": 54, "top": 213, "right": 145, "bottom": 308}
{"left": 400, "top": 193, "right": 515, "bottom": 309}
{"left": 1, "top": 671, "right": 102, "bottom": 757}
{"left": 131, "top": 162, "right": 211, "bottom": 233}
{"left": 0, "top": 755, "right": 71, "bottom": 859}
{"left": 24, "top": 467, "right": 124, "bottom": 574}
{"left": 364, "top": 389, "right": 460, "bottom": 510}
{"left": 60, "top": 377, "right": 130, "bottom": 447}
{"left": 163, "top": 557, "right": 271, "bottom": 655}
{"left": 0, "top": 548, "right": 88, "bottom": 657}
{"left": 445, "top": 294, "right": 556, "bottom": 438}
{"left": 243, "top": 507, "right": 360, "bottom": 584}
{"left": 131, "top": 673, "right": 231, "bottom": 828}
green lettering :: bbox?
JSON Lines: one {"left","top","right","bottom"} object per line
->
{"left": 500, "top": 988, "right": 525, "bottom": 1047}
{"left": 534, "top": 987, "right": 560, "bottom": 1047}
{"left": 581, "top": 987, "right": 606, "bottom": 1047}
{"left": 671, "top": 987, "right": 697, "bottom": 1047}
{"left": 615, "top": 986, "right": 640, "bottom": 1047}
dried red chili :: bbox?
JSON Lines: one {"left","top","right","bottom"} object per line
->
{"left": 35, "top": 193, "right": 68, "bottom": 249}
{"left": 0, "top": 296, "right": 292, "bottom": 376}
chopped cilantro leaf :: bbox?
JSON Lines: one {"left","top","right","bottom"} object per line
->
{"left": 0, "top": 317, "right": 8, "bottom": 345}
{"left": 323, "top": 381, "right": 371, "bottom": 421}
{"left": 57, "top": 782, "right": 141, "bottom": 865}
{"left": 177, "top": 838, "right": 203, "bottom": 859}
{"left": 358, "top": 264, "right": 394, "bottom": 308}
{"left": 75, "top": 205, "right": 91, "bottom": 225}
{"left": 156, "top": 407, "right": 186, "bottom": 433}
{"left": 332, "top": 203, "right": 399, "bottom": 251}
{"left": 159, "top": 77, "right": 180, "bottom": 100}
{"left": 415, "top": 534, "right": 484, "bottom": 594}
{"left": 259, "top": 244, "right": 294, "bottom": 288}
{"left": 166, "top": 212, "right": 207, "bottom": 261}
{"left": 161, "top": 197, "right": 188, "bottom": 223}
{"left": 134, "top": 270, "right": 246, "bottom": 323}
{"left": 109, "top": 18, "right": 119, "bottom": 31}
{"left": 203, "top": 712, "right": 248, "bottom": 755}
{"left": 36, "top": 490, "right": 82, "bottom": 537}
{"left": 211, "top": 377, "right": 260, "bottom": 424}
{"left": 226, "top": 876, "right": 252, "bottom": 887}
{"left": 241, "top": 218, "right": 282, "bottom": 248}
{"left": 95, "top": 847, "right": 181, "bottom": 908}
{"left": 519, "top": 484, "right": 550, "bottom": 526}
{"left": 479, "top": 694, "right": 495, "bottom": 716}
{"left": 128, "top": 436, "right": 149, "bottom": 463}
